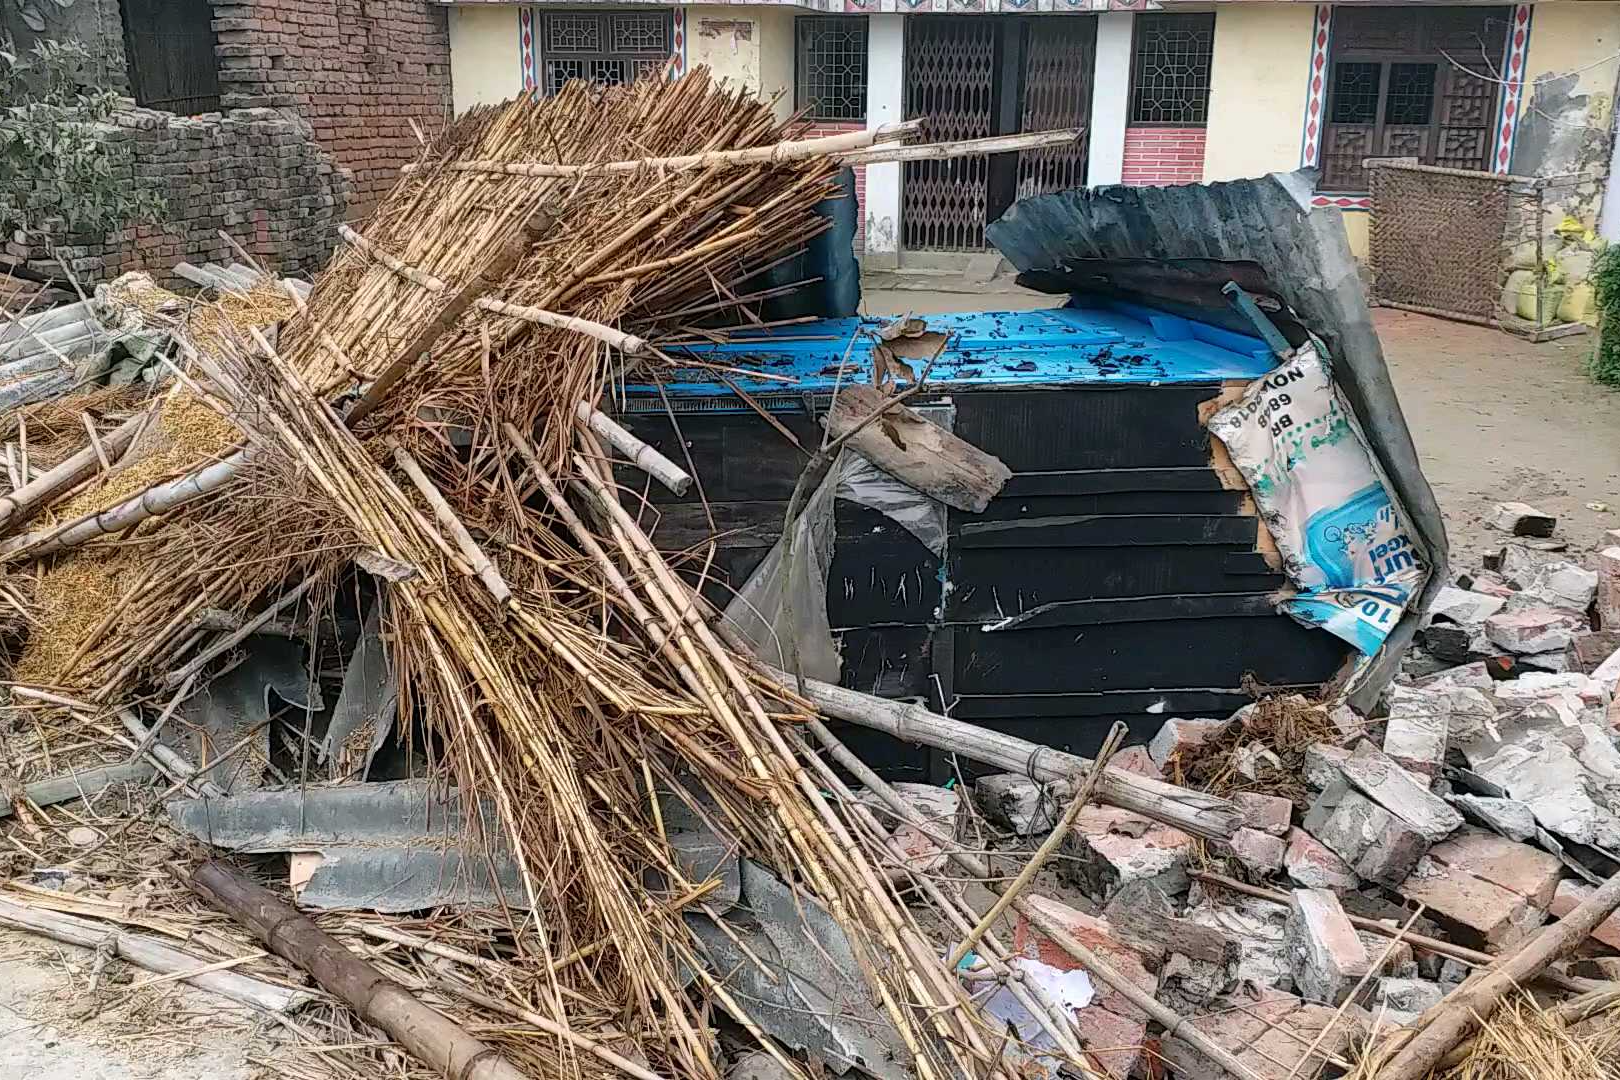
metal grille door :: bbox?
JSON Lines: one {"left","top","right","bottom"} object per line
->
{"left": 1018, "top": 17, "right": 1095, "bottom": 199}
{"left": 903, "top": 18, "right": 998, "bottom": 252}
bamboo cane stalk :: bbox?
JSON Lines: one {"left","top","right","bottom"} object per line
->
{"left": 336, "top": 224, "right": 447, "bottom": 292}
{"left": 161, "top": 574, "right": 319, "bottom": 688}
{"left": 474, "top": 298, "right": 649, "bottom": 355}
{"left": 572, "top": 403, "right": 691, "bottom": 495}
{"left": 0, "top": 411, "right": 147, "bottom": 535}
{"left": 389, "top": 440, "right": 511, "bottom": 607}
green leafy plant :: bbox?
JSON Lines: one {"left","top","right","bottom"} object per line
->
{"left": 1590, "top": 242, "right": 1620, "bottom": 388}
{"left": 0, "top": 35, "right": 163, "bottom": 244}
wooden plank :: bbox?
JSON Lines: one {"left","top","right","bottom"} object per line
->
{"left": 826, "top": 383, "right": 1010, "bottom": 513}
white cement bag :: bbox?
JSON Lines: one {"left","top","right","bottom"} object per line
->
{"left": 1208, "top": 344, "right": 1425, "bottom": 655}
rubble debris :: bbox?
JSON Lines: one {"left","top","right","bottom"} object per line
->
{"left": 1233, "top": 791, "right": 1292, "bottom": 836}
{"left": 1549, "top": 879, "right": 1620, "bottom": 950}
{"left": 1284, "top": 827, "right": 1360, "bottom": 890}
{"left": 1599, "top": 546, "right": 1620, "bottom": 629}
{"left": 1303, "top": 743, "right": 1351, "bottom": 791}
{"left": 1381, "top": 686, "right": 1451, "bottom": 777}
{"left": 1489, "top": 501, "right": 1557, "bottom": 537}
{"left": 1378, "top": 976, "right": 1445, "bottom": 1013}
{"left": 1147, "top": 716, "right": 1230, "bottom": 771}
{"left": 1014, "top": 895, "right": 1158, "bottom": 1080}
{"left": 1448, "top": 794, "right": 1539, "bottom": 842}
{"left": 858, "top": 781, "right": 960, "bottom": 878}
{"left": 1285, "top": 888, "right": 1371, "bottom": 1006}
{"left": 1427, "top": 585, "right": 1507, "bottom": 628}
{"left": 1521, "top": 560, "right": 1600, "bottom": 612}
{"left": 1160, "top": 987, "right": 1366, "bottom": 1080}
{"left": 1567, "top": 630, "right": 1620, "bottom": 675}
{"left": 1397, "top": 855, "right": 1547, "bottom": 951}
{"left": 1101, "top": 881, "right": 1239, "bottom": 966}
{"left": 973, "top": 772, "right": 1065, "bottom": 836}
{"left": 1303, "top": 779, "right": 1432, "bottom": 887}
{"left": 1338, "top": 741, "right": 1464, "bottom": 840}
{"left": 1486, "top": 606, "right": 1588, "bottom": 655}
{"left": 1059, "top": 805, "right": 1193, "bottom": 900}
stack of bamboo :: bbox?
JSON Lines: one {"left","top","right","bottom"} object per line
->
{"left": 0, "top": 73, "right": 1111, "bottom": 1080}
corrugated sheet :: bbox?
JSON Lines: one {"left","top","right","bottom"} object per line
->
{"left": 986, "top": 171, "right": 1447, "bottom": 707}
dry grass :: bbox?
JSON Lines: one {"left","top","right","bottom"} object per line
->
{"left": 1347, "top": 994, "right": 1620, "bottom": 1080}
{"left": 1173, "top": 692, "right": 1344, "bottom": 808}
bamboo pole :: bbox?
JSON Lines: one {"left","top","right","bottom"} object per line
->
{"left": 0, "top": 895, "right": 309, "bottom": 1013}
{"left": 162, "top": 574, "right": 319, "bottom": 688}
{"left": 1374, "top": 867, "right": 1620, "bottom": 1080}
{"left": 389, "top": 440, "right": 512, "bottom": 607}
{"left": 766, "top": 666, "right": 1241, "bottom": 840}
{"left": 0, "top": 449, "right": 249, "bottom": 560}
{"left": 336, "top": 225, "right": 447, "bottom": 292}
{"left": 835, "top": 128, "right": 1083, "bottom": 166}
{"left": 0, "top": 411, "right": 147, "bottom": 535}
{"left": 411, "top": 118, "right": 926, "bottom": 178}
{"left": 192, "top": 861, "right": 529, "bottom": 1080}
{"left": 573, "top": 402, "right": 691, "bottom": 495}
{"left": 474, "top": 298, "right": 649, "bottom": 354}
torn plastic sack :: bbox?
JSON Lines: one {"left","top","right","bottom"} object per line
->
{"left": 1207, "top": 344, "right": 1426, "bottom": 655}
{"left": 721, "top": 461, "right": 843, "bottom": 681}
{"left": 721, "top": 444, "right": 949, "bottom": 680}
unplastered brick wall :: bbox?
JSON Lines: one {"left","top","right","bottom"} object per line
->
{"left": 210, "top": 0, "right": 452, "bottom": 217}
{"left": 1121, "top": 127, "right": 1207, "bottom": 186}
{"left": 803, "top": 121, "right": 865, "bottom": 249}
{"left": 6, "top": 104, "right": 349, "bottom": 286}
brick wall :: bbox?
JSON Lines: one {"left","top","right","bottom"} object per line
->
{"left": 803, "top": 120, "right": 866, "bottom": 248}
{"left": 1121, "top": 127, "right": 1208, "bottom": 186}
{"left": 210, "top": 0, "right": 453, "bottom": 217}
{"left": 6, "top": 104, "right": 349, "bottom": 287}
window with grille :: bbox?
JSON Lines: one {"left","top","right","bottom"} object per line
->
{"left": 540, "top": 11, "right": 673, "bottom": 97}
{"left": 119, "top": 0, "right": 221, "bottom": 114}
{"left": 1129, "top": 13, "right": 1214, "bottom": 126}
{"left": 1320, "top": 6, "right": 1507, "bottom": 191}
{"left": 795, "top": 16, "right": 868, "bottom": 122}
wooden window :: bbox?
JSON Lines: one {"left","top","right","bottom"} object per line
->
{"left": 796, "top": 16, "right": 868, "bottom": 122}
{"left": 119, "top": 0, "right": 221, "bottom": 115}
{"left": 1129, "top": 13, "right": 1215, "bottom": 127}
{"left": 1320, "top": 5, "right": 1508, "bottom": 192}
{"left": 540, "top": 10, "right": 673, "bottom": 96}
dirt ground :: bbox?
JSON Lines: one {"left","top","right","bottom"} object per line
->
{"left": 863, "top": 286, "right": 1620, "bottom": 571}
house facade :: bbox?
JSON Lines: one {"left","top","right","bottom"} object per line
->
{"left": 442, "top": 0, "right": 1620, "bottom": 269}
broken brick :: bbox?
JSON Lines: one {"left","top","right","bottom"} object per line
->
{"left": 1381, "top": 687, "right": 1450, "bottom": 778}
{"left": 1147, "top": 717, "right": 1229, "bottom": 770}
{"left": 1228, "top": 827, "right": 1286, "bottom": 875}
{"left": 1337, "top": 742, "right": 1462, "bottom": 841}
{"left": 1426, "top": 826, "right": 1561, "bottom": 910}
{"left": 1233, "top": 792, "right": 1293, "bottom": 837}
{"left": 1485, "top": 607, "right": 1588, "bottom": 656}
{"left": 1489, "top": 501, "right": 1556, "bottom": 537}
{"left": 1550, "top": 879, "right": 1620, "bottom": 951}
{"left": 1160, "top": 989, "right": 1367, "bottom": 1080}
{"left": 1397, "top": 851, "right": 1546, "bottom": 952}
{"left": 1303, "top": 743, "right": 1351, "bottom": 791}
{"left": 1284, "top": 828, "right": 1359, "bottom": 890}
{"left": 1599, "top": 546, "right": 1620, "bottom": 630}
{"left": 1108, "top": 745, "right": 1163, "bottom": 780}
{"left": 1303, "top": 780, "right": 1431, "bottom": 888}
{"left": 1060, "top": 806, "right": 1193, "bottom": 901}
{"left": 1285, "top": 889, "right": 1371, "bottom": 1006}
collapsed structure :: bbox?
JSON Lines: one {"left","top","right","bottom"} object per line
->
{"left": 1, "top": 68, "right": 1619, "bottom": 1080}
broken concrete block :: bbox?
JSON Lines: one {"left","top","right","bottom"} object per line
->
{"left": 1234, "top": 792, "right": 1292, "bottom": 836}
{"left": 1377, "top": 977, "right": 1444, "bottom": 1014}
{"left": 1338, "top": 742, "right": 1463, "bottom": 841}
{"left": 1060, "top": 806, "right": 1192, "bottom": 900}
{"left": 1448, "top": 795, "right": 1538, "bottom": 842}
{"left": 1015, "top": 895, "right": 1157, "bottom": 1080}
{"left": 1229, "top": 827, "right": 1286, "bottom": 875}
{"left": 1593, "top": 546, "right": 1620, "bottom": 631}
{"left": 1428, "top": 585, "right": 1507, "bottom": 629}
{"left": 1520, "top": 649, "right": 1573, "bottom": 674}
{"left": 1147, "top": 717, "right": 1229, "bottom": 770}
{"left": 1285, "top": 889, "right": 1371, "bottom": 1006}
{"left": 1302, "top": 780, "right": 1431, "bottom": 887}
{"left": 1468, "top": 570, "right": 1520, "bottom": 599}
{"left": 1550, "top": 879, "right": 1620, "bottom": 951}
{"left": 1108, "top": 745, "right": 1163, "bottom": 779}
{"left": 1428, "top": 827, "right": 1561, "bottom": 908}
{"left": 1382, "top": 687, "right": 1451, "bottom": 777}
{"left": 1523, "top": 561, "right": 1600, "bottom": 613}
{"left": 728, "top": 1052, "right": 796, "bottom": 1080}
{"left": 1472, "top": 730, "right": 1620, "bottom": 850}
{"left": 1489, "top": 502, "right": 1556, "bottom": 537}
{"left": 1303, "top": 743, "right": 1351, "bottom": 791}
{"left": 1160, "top": 989, "right": 1367, "bottom": 1080}
{"left": 1485, "top": 607, "right": 1587, "bottom": 655}
{"left": 973, "top": 773, "right": 1064, "bottom": 836}
{"left": 1358, "top": 932, "right": 1416, "bottom": 978}
{"left": 1284, "top": 828, "right": 1360, "bottom": 890}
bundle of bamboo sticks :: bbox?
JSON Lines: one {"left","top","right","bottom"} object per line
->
{"left": 0, "top": 72, "right": 1110, "bottom": 1079}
